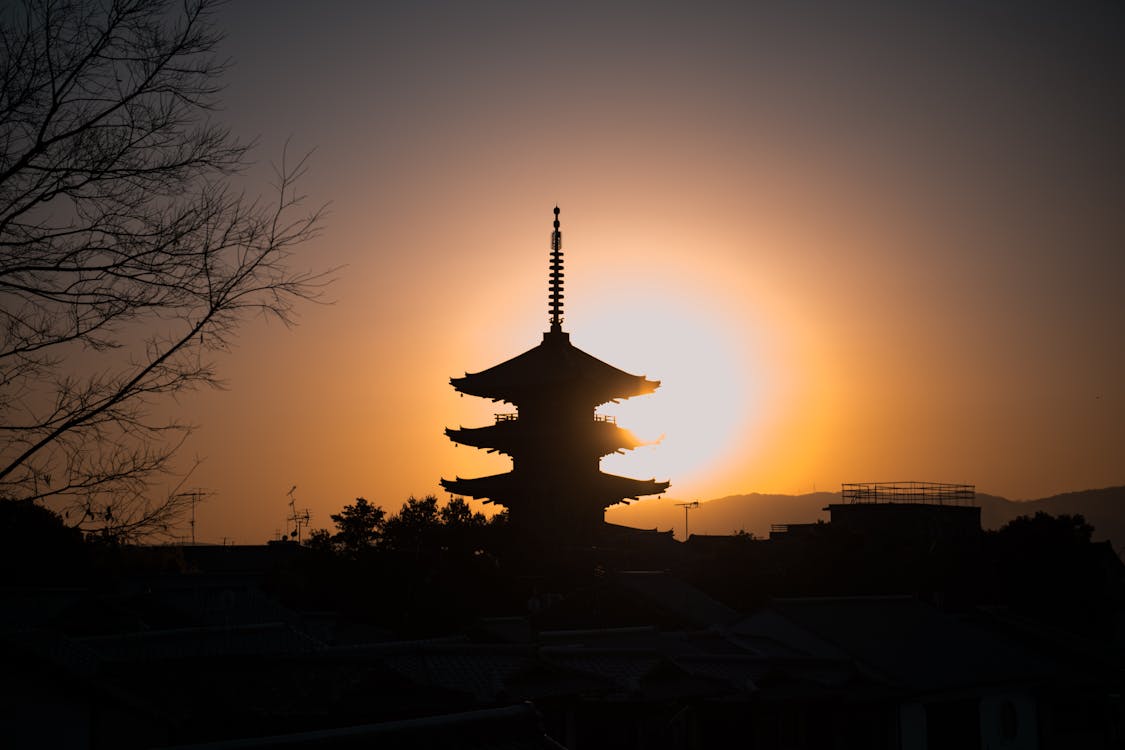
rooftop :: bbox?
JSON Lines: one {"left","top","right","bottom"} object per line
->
{"left": 840, "top": 482, "right": 976, "bottom": 507}
{"left": 449, "top": 329, "right": 659, "bottom": 405}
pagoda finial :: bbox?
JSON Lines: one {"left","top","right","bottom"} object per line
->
{"left": 548, "top": 206, "right": 564, "bottom": 333}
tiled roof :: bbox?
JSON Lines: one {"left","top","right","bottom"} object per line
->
{"left": 157, "top": 704, "right": 567, "bottom": 749}
{"left": 610, "top": 571, "right": 739, "bottom": 628}
{"left": 75, "top": 621, "right": 324, "bottom": 662}
{"left": 381, "top": 644, "right": 534, "bottom": 701}
{"left": 735, "top": 596, "right": 1057, "bottom": 691}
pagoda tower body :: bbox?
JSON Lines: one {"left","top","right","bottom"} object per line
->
{"left": 441, "top": 208, "right": 669, "bottom": 541}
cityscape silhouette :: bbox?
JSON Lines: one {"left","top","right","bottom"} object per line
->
{"left": 3, "top": 0, "right": 1125, "bottom": 747}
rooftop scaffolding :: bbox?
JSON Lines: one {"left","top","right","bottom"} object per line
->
{"left": 840, "top": 482, "right": 976, "bottom": 506}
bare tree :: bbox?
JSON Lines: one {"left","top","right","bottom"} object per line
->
{"left": 0, "top": 0, "right": 328, "bottom": 540}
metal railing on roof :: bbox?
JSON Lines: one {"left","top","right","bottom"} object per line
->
{"left": 840, "top": 481, "right": 976, "bottom": 506}
{"left": 493, "top": 412, "right": 619, "bottom": 425}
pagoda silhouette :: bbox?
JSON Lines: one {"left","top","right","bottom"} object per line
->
{"left": 441, "top": 208, "right": 670, "bottom": 542}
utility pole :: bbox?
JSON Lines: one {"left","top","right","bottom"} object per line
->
{"left": 674, "top": 501, "right": 701, "bottom": 541}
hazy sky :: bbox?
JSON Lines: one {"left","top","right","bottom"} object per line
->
{"left": 176, "top": 0, "right": 1124, "bottom": 542}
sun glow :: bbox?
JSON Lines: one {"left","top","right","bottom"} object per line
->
{"left": 438, "top": 215, "right": 819, "bottom": 515}
{"left": 572, "top": 282, "right": 763, "bottom": 498}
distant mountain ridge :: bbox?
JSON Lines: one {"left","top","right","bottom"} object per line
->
{"left": 606, "top": 486, "right": 1125, "bottom": 555}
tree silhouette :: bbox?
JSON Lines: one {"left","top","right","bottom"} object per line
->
{"left": 305, "top": 527, "right": 334, "bottom": 553}
{"left": 329, "top": 497, "right": 385, "bottom": 555}
{"left": 988, "top": 512, "right": 1116, "bottom": 636}
{"left": 439, "top": 496, "right": 486, "bottom": 528}
{"left": 995, "top": 511, "right": 1094, "bottom": 545}
{"left": 0, "top": 498, "right": 86, "bottom": 583}
{"left": 381, "top": 495, "right": 440, "bottom": 553}
{"left": 0, "top": 0, "right": 327, "bottom": 540}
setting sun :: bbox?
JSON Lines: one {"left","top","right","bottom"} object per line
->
{"left": 575, "top": 282, "right": 756, "bottom": 497}
{"left": 8, "top": 2, "right": 1124, "bottom": 746}
{"left": 37, "top": 0, "right": 1115, "bottom": 545}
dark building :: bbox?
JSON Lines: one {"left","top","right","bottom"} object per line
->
{"left": 764, "top": 482, "right": 981, "bottom": 546}
{"left": 441, "top": 208, "right": 669, "bottom": 542}
{"left": 826, "top": 481, "right": 981, "bottom": 545}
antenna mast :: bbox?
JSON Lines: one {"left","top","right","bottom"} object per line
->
{"left": 286, "top": 485, "right": 312, "bottom": 544}
{"left": 674, "top": 500, "right": 701, "bottom": 541}
{"left": 548, "top": 206, "right": 564, "bottom": 332}
{"left": 174, "top": 488, "right": 211, "bottom": 544}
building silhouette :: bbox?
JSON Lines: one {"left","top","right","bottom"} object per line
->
{"left": 441, "top": 208, "right": 669, "bottom": 542}
{"left": 826, "top": 481, "right": 981, "bottom": 545}
{"left": 767, "top": 482, "right": 982, "bottom": 544}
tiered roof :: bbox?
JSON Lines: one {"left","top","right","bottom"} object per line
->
{"left": 444, "top": 419, "right": 647, "bottom": 458}
{"left": 441, "top": 471, "right": 669, "bottom": 506}
{"left": 449, "top": 329, "right": 659, "bottom": 406}
{"left": 440, "top": 207, "right": 669, "bottom": 527}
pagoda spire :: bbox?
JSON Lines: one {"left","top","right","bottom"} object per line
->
{"left": 442, "top": 208, "right": 669, "bottom": 544}
{"left": 548, "top": 206, "right": 564, "bottom": 333}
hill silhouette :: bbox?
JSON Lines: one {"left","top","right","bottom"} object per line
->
{"left": 607, "top": 486, "right": 1125, "bottom": 554}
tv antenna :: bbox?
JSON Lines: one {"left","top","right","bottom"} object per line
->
{"left": 674, "top": 501, "right": 701, "bottom": 541}
{"left": 286, "top": 485, "right": 312, "bottom": 544}
{"left": 173, "top": 487, "right": 212, "bottom": 544}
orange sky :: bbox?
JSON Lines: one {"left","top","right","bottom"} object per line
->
{"left": 169, "top": 1, "right": 1124, "bottom": 543}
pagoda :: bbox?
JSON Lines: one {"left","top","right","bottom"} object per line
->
{"left": 441, "top": 207, "right": 670, "bottom": 541}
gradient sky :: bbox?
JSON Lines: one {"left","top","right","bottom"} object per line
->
{"left": 174, "top": 0, "right": 1124, "bottom": 543}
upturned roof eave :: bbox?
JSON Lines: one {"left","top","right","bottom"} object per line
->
{"left": 449, "top": 333, "right": 660, "bottom": 404}
{"left": 444, "top": 423, "right": 647, "bottom": 456}
{"left": 450, "top": 378, "right": 659, "bottom": 405}
{"left": 439, "top": 471, "right": 670, "bottom": 503}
